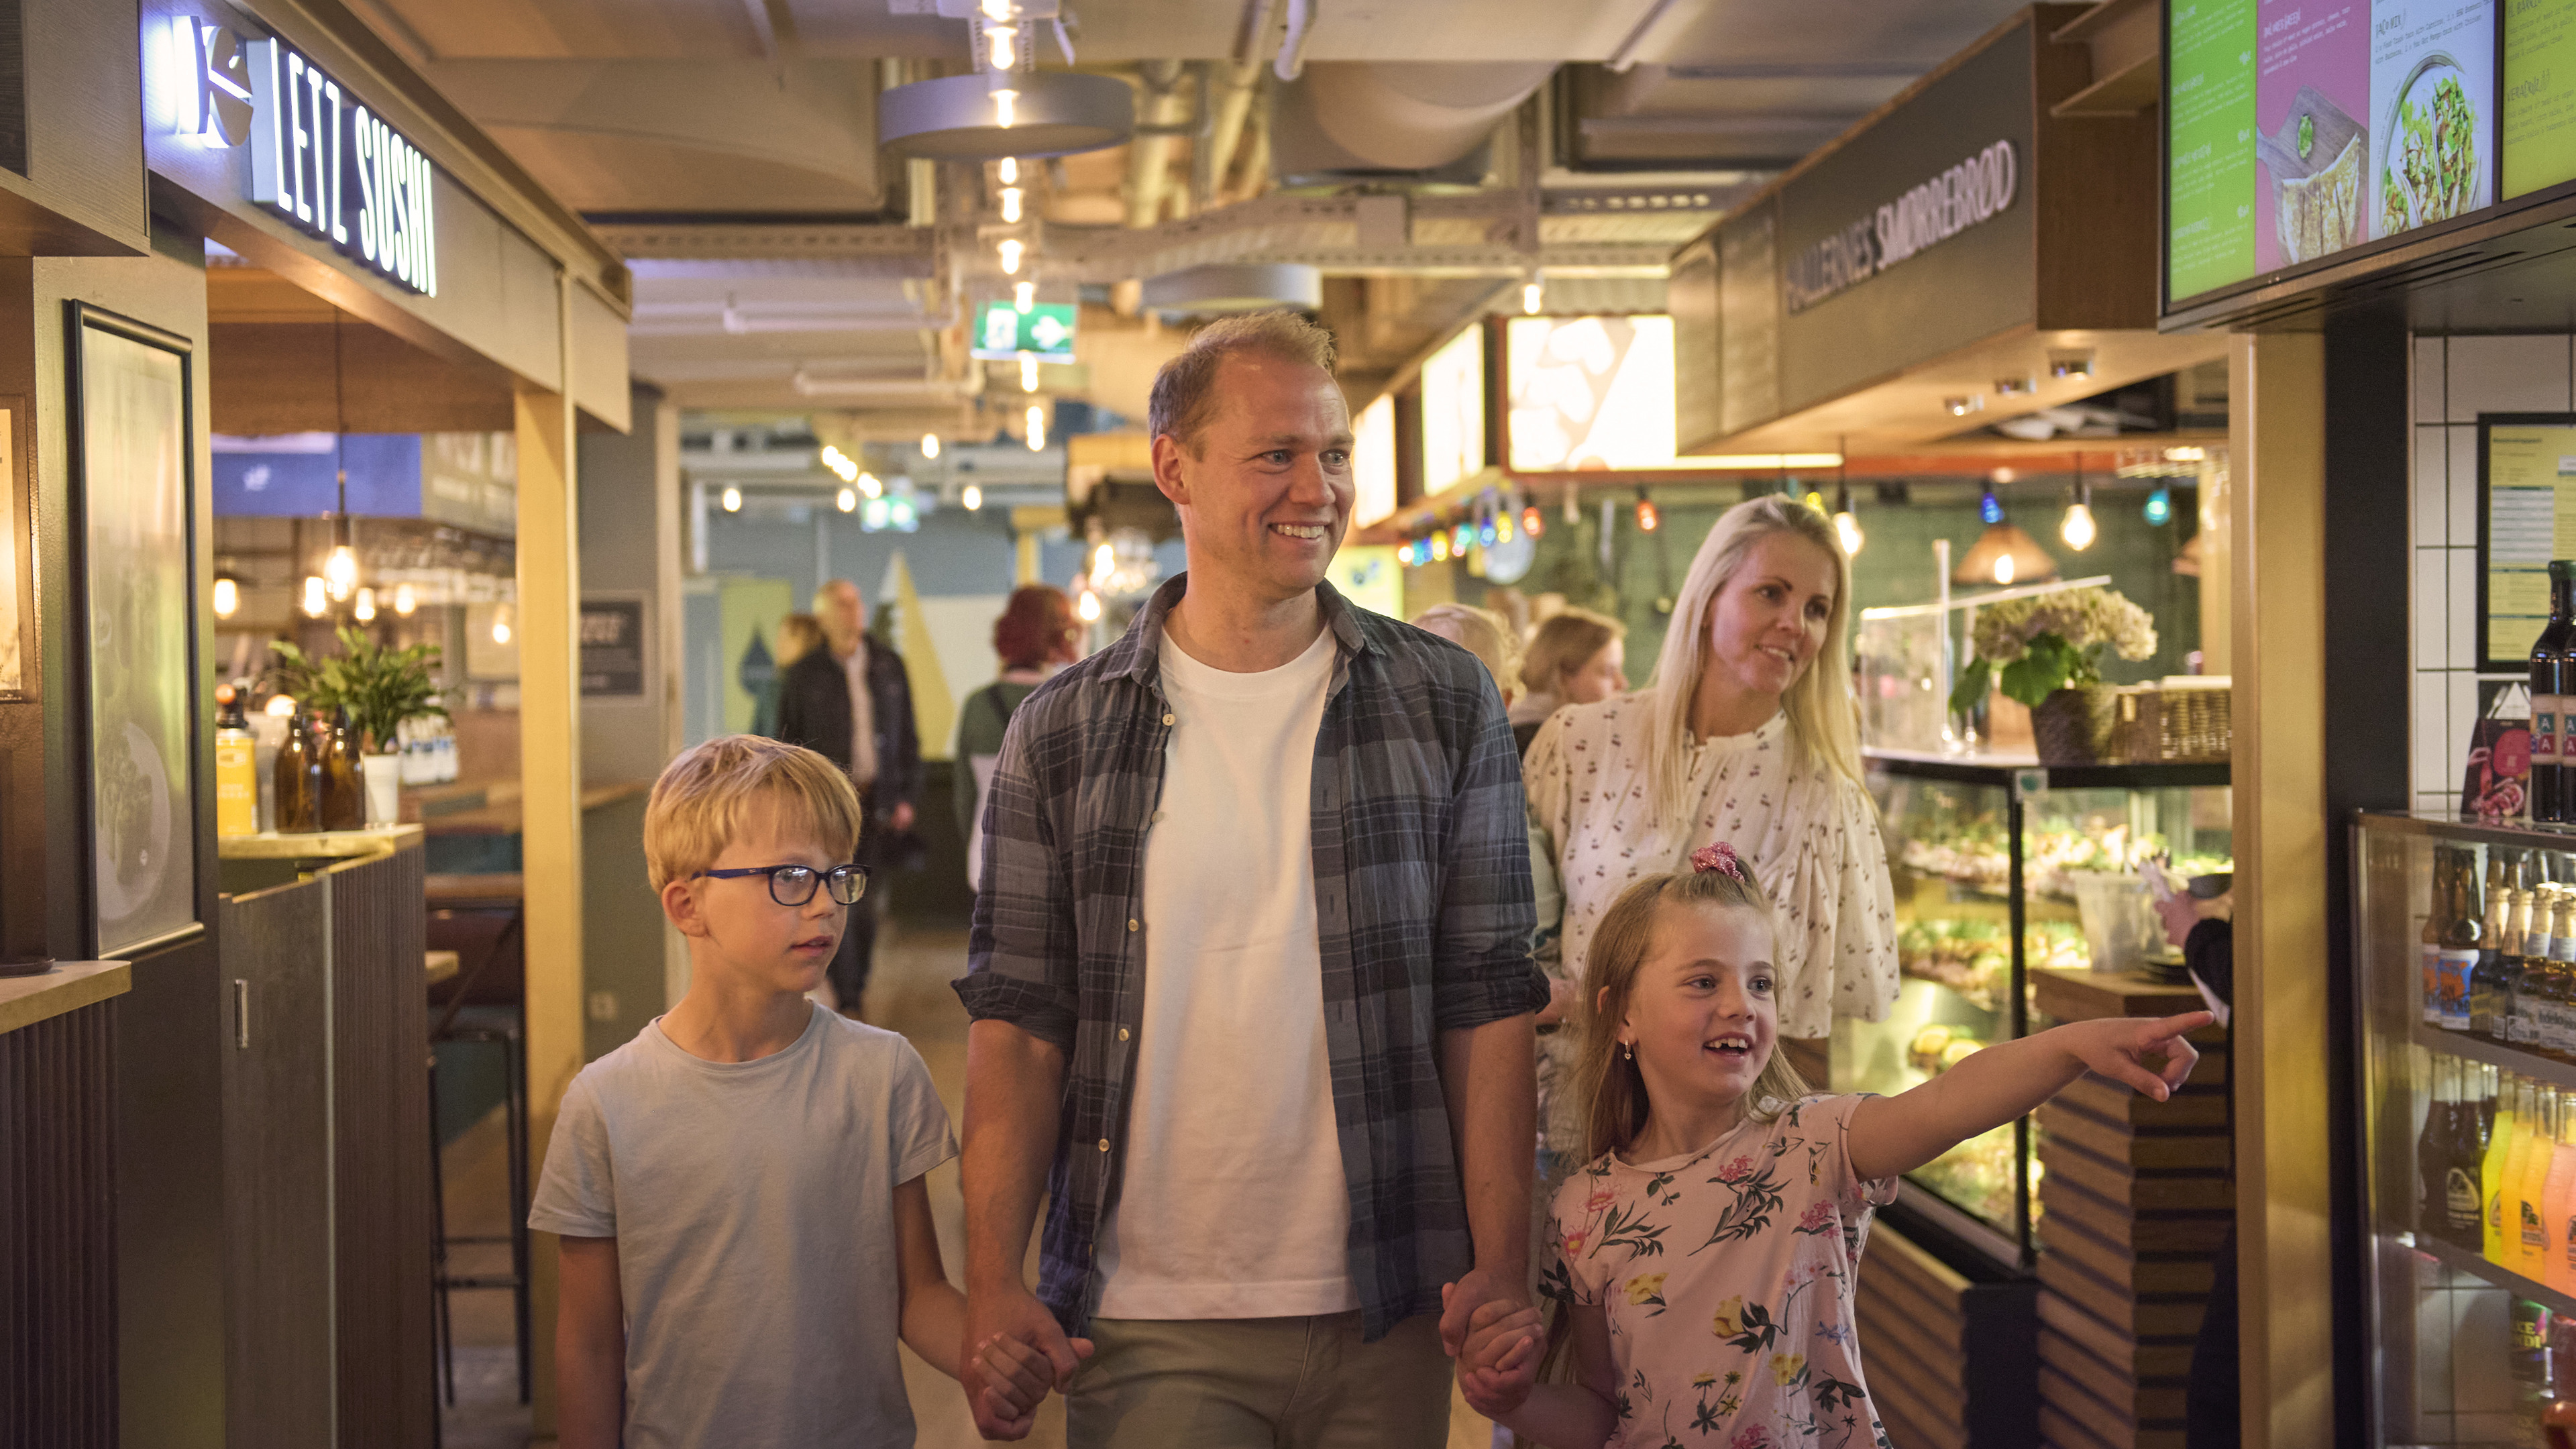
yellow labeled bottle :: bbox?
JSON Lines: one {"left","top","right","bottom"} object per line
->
{"left": 213, "top": 683, "right": 256, "bottom": 838}
{"left": 2489, "top": 1073, "right": 2525, "bottom": 1264}
{"left": 2518, "top": 1086, "right": 2560, "bottom": 1279}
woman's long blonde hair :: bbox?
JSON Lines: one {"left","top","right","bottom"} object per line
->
{"left": 1642, "top": 496, "right": 1862, "bottom": 822}
{"left": 1576, "top": 867, "right": 1812, "bottom": 1161}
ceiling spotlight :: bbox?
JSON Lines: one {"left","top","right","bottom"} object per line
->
{"left": 992, "top": 88, "right": 1018, "bottom": 128}
{"left": 859, "top": 472, "right": 883, "bottom": 498}
{"left": 491, "top": 604, "right": 513, "bottom": 646}
{"left": 987, "top": 23, "right": 1017, "bottom": 68}
{"left": 301, "top": 576, "right": 327, "bottom": 618}
{"left": 324, "top": 543, "right": 359, "bottom": 600}
{"left": 1000, "top": 186, "right": 1024, "bottom": 223}
{"left": 820, "top": 443, "right": 844, "bottom": 469}
{"left": 354, "top": 587, "right": 376, "bottom": 623}
{"left": 2049, "top": 350, "right": 2096, "bottom": 379}
{"left": 720, "top": 485, "right": 743, "bottom": 513}
{"left": 837, "top": 487, "right": 857, "bottom": 512}
{"left": 1076, "top": 588, "right": 1102, "bottom": 622}
{"left": 1945, "top": 395, "right": 1984, "bottom": 418}
{"left": 1397, "top": 542, "right": 1417, "bottom": 566}
{"left": 979, "top": 0, "right": 1010, "bottom": 21}
{"left": 963, "top": 484, "right": 984, "bottom": 511}
{"left": 393, "top": 583, "right": 417, "bottom": 617}
{"left": 998, "top": 238, "right": 1024, "bottom": 274}
{"left": 211, "top": 576, "right": 239, "bottom": 619}
{"left": 1027, "top": 405, "right": 1046, "bottom": 450}
{"left": 1014, "top": 280, "right": 1035, "bottom": 312}
{"left": 1522, "top": 279, "right": 1544, "bottom": 315}
{"left": 1091, "top": 542, "right": 1115, "bottom": 586}
{"left": 1021, "top": 352, "right": 1040, "bottom": 392}
{"left": 2060, "top": 499, "right": 2096, "bottom": 551}
{"left": 998, "top": 156, "right": 1019, "bottom": 184}
{"left": 922, "top": 433, "right": 941, "bottom": 460}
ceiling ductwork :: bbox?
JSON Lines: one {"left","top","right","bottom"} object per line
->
{"left": 878, "top": 70, "right": 1136, "bottom": 160}
{"left": 1140, "top": 262, "right": 1324, "bottom": 314}
{"left": 1271, "top": 60, "right": 1556, "bottom": 183}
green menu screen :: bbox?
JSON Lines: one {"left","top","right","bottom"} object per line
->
{"left": 2509, "top": 0, "right": 2576, "bottom": 197}
{"left": 2170, "top": 0, "right": 2262, "bottom": 300}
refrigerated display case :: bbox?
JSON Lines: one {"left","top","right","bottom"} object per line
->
{"left": 1842, "top": 750, "right": 2234, "bottom": 1265}
{"left": 2355, "top": 812, "right": 2576, "bottom": 1447}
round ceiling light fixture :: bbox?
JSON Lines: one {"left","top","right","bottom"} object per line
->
{"left": 1138, "top": 262, "right": 1325, "bottom": 315}
{"left": 878, "top": 71, "right": 1132, "bottom": 160}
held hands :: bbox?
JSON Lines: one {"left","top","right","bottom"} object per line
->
{"left": 1446, "top": 1288, "right": 1544, "bottom": 1419}
{"left": 961, "top": 1288, "right": 1093, "bottom": 1442}
{"left": 2059, "top": 1011, "right": 2214, "bottom": 1102}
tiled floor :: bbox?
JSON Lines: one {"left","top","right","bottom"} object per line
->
{"left": 435, "top": 924, "right": 1501, "bottom": 1447}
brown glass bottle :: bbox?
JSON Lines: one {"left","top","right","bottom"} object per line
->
{"left": 272, "top": 708, "right": 319, "bottom": 833}
{"left": 320, "top": 708, "right": 364, "bottom": 830}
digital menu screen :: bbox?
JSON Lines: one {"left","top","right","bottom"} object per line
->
{"left": 2480, "top": 417, "right": 2576, "bottom": 667}
{"left": 1504, "top": 316, "right": 1680, "bottom": 471}
{"left": 1350, "top": 393, "right": 1397, "bottom": 529}
{"left": 2169, "top": 0, "right": 2502, "bottom": 305}
{"left": 1418, "top": 325, "right": 1487, "bottom": 495}
{"left": 2506, "top": 0, "right": 2576, "bottom": 196}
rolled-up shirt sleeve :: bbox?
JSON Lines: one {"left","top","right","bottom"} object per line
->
{"left": 1434, "top": 672, "right": 1548, "bottom": 1032}
{"left": 955, "top": 707, "right": 1079, "bottom": 1049}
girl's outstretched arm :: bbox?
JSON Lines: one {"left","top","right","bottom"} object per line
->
{"left": 1848, "top": 1012, "right": 2211, "bottom": 1183}
{"left": 1474, "top": 1303, "right": 1621, "bottom": 1449}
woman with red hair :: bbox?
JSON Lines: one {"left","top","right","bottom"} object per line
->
{"left": 955, "top": 585, "right": 1083, "bottom": 892}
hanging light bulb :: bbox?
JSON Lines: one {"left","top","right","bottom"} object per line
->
{"left": 301, "top": 576, "right": 327, "bottom": 617}
{"left": 721, "top": 485, "right": 743, "bottom": 513}
{"left": 354, "top": 587, "right": 377, "bottom": 623}
{"left": 992, "top": 89, "right": 1019, "bottom": 128}
{"left": 998, "top": 156, "right": 1020, "bottom": 184}
{"left": 1994, "top": 551, "right": 2017, "bottom": 585}
{"left": 325, "top": 542, "right": 358, "bottom": 600}
{"left": 963, "top": 484, "right": 984, "bottom": 511}
{"left": 998, "top": 238, "right": 1024, "bottom": 274}
{"left": 1521, "top": 505, "right": 1544, "bottom": 539}
{"left": 1521, "top": 278, "right": 1544, "bottom": 315}
{"left": 1431, "top": 532, "right": 1451, "bottom": 562}
{"left": 922, "top": 433, "right": 942, "bottom": 460}
{"left": 2144, "top": 486, "right": 2174, "bottom": 525}
{"left": 1027, "top": 405, "right": 1046, "bottom": 451}
{"left": 1832, "top": 486, "right": 1864, "bottom": 557}
{"left": 1014, "top": 279, "right": 1035, "bottom": 312}
{"left": 1978, "top": 486, "right": 2004, "bottom": 525}
{"left": 211, "top": 576, "right": 239, "bottom": 619}
{"left": 859, "top": 472, "right": 883, "bottom": 498}
{"left": 393, "top": 583, "right": 417, "bottom": 617}
{"left": 1497, "top": 512, "right": 1515, "bottom": 544}
{"left": 2061, "top": 474, "right": 2098, "bottom": 549}
{"left": 1021, "top": 352, "right": 1040, "bottom": 392}
{"left": 1091, "top": 542, "right": 1115, "bottom": 587}
{"left": 987, "top": 23, "right": 1018, "bottom": 68}
{"left": 1635, "top": 488, "right": 1660, "bottom": 533}
{"left": 1397, "top": 542, "right": 1415, "bottom": 566}
{"left": 1076, "top": 588, "right": 1103, "bottom": 623}
{"left": 491, "top": 604, "right": 513, "bottom": 645}
{"left": 837, "top": 487, "right": 857, "bottom": 513}
{"left": 1000, "top": 187, "right": 1024, "bottom": 224}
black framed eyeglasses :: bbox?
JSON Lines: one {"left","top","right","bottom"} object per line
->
{"left": 692, "top": 863, "right": 871, "bottom": 907}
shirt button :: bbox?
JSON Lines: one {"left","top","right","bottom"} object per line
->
{"left": 1118, "top": 1027, "right": 1132, "bottom": 1041}
{"left": 1152, "top": 810, "right": 1165, "bottom": 822}
{"left": 1128, "top": 918, "right": 1139, "bottom": 931}
{"left": 1163, "top": 712, "right": 1175, "bottom": 725}
{"left": 1097, "top": 1138, "right": 1111, "bottom": 1152}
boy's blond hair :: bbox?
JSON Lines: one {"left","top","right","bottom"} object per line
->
{"left": 645, "top": 735, "right": 864, "bottom": 890}
{"left": 1409, "top": 603, "right": 1521, "bottom": 698}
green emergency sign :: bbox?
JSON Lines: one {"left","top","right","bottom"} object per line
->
{"left": 970, "top": 301, "right": 1077, "bottom": 362}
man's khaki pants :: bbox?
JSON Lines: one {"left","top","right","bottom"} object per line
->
{"left": 1066, "top": 1311, "right": 1451, "bottom": 1449}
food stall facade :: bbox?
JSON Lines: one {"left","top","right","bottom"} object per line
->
{"left": 0, "top": 4, "right": 630, "bottom": 1446}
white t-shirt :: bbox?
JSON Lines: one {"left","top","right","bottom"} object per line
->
{"left": 1095, "top": 627, "right": 1357, "bottom": 1318}
{"left": 529, "top": 1001, "right": 955, "bottom": 1448}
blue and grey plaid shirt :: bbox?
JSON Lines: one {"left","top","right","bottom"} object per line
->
{"left": 956, "top": 573, "right": 1547, "bottom": 1343}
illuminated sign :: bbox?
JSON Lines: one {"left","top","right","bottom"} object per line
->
{"left": 159, "top": 17, "right": 438, "bottom": 297}
{"left": 969, "top": 301, "right": 1077, "bottom": 362}
{"left": 1351, "top": 393, "right": 1397, "bottom": 528}
{"left": 1419, "top": 325, "right": 1486, "bottom": 494}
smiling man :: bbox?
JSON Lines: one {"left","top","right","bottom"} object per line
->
{"left": 953, "top": 311, "right": 1549, "bottom": 1447}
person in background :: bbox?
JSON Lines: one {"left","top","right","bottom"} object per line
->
{"left": 956, "top": 309, "right": 1546, "bottom": 1446}
{"left": 1411, "top": 603, "right": 1522, "bottom": 695}
{"left": 957, "top": 586, "right": 1082, "bottom": 894}
{"left": 1524, "top": 496, "right": 1898, "bottom": 1162}
{"left": 1481, "top": 586, "right": 1532, "bottom": 646}
{"left": 746, "top": 614, "right": 824, "bottom": 740}
{"left": 775, "top": 580, "right": 922, "bottom": 1019}
{"left": 1510, "top": 608, "right": 1627, "bottom": 757}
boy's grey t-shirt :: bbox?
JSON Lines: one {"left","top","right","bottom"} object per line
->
{"left": 529, "top": 1001, "right": 957, "bottom": 1448}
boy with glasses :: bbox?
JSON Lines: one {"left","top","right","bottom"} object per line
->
{"left": 533, "top": 735, "right": 1045, "bottom": 1447}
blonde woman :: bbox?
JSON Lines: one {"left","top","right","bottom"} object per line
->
{"left": 1510, "top": 608, "right": 1626, "bottom": 756}
{"left": 1524, "top": 496, "right": 1898, "bottom": 1165}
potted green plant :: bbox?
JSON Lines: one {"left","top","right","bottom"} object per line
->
{"left": 1947, "top": 586, "right": 2158, "bottom": 764}
{"left": 268, "top": 627, "right": 447, "bottom": 825}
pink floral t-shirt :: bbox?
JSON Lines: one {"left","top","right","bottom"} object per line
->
{"left": 1544, "top": 1095, "right": 1898, "bottom": 1449}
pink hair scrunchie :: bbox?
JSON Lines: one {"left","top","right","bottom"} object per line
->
{"left": 1689, "top": 841, "right": 1746, "bottom": 880}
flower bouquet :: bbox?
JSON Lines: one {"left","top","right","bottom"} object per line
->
{"left": 1948, "top": 586, "right": 2158, "bottom": 764}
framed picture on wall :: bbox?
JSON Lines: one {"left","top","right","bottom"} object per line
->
{"left": 67, "top": 304, "right": 202, "bottom": 959}
{"left": 2474, "top": 412, "right": 2576, "bottom": 672}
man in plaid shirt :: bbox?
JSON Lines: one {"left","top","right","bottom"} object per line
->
{"left": 953, "top": 311, "right": 1547, "bottom": 1446}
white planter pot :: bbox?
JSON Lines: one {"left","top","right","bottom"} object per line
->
{"left": 363, "top": 755, "right": 402, "bottom": 827}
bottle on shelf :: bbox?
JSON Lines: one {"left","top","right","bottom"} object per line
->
{"left": 2547, "top": 1087, "right": 2576, "bottom": 1295}
{"left": 2429, "top": 848, "right": 2460, "bottom": 1026}
{"left": 2467, "top": 1058, "right": 2506, "bottom": 1249}
{"left": 2486, "top": 888, "right": 2531, "bottom": 1042}
{"left": 271, "top": 707, "right": 319, "bottom": 834}
{"left": 214, "top": 683, "right": 256, "bottom": 838}
{"left": 2547, "top": 905, "right": 2576, "bottom": 1061}
{"left": 2426, "top": 1053, "right": 2462, "bottom": 1243}
{"left": 2536, "top": 559, "right": 2574, "bottom": 823}
{"left": 2518, "top": 1299, "right": 2559, "bottom": 1447}
{"left": 2496, "top": 1074, "right": 2530, "bottom": 1265}
{"left": 2523, "top": 1087, "right": 2562, "bottom": 1279}
{"left": 2485, "top": 1062, "right": 2506, "bottom": 1150}
{"left": 320, "top": 708, "right": 364, "bottom": 831}
{"left": 2446, "top": 857, "right": 2487, "bottom": 1032}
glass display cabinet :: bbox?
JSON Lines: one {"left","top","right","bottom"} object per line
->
{"left": 2354, "top": 812, "right": 2576, "bottom": 1446}
{"left": 1841, "top": 750, "right": 2234, "bottom": 1265}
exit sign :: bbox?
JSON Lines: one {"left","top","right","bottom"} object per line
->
{"left": 970, "top": 302, "right": 1077, "bottom": 362}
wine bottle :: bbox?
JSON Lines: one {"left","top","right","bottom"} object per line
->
{"left": 2537, "top": 561, "right": 2575, "bottom": 823}
{"left": 2481, "top": 888, "right": 2526, "bottom": 1041}
{"left": 272, "top": 708, "right": 319, "bottom": 834}
{"left": 321, "top": 708, "right": 364, "bottom": 831}
{"left": 2445, "top": 856, "right": 2486, "bottom": 1032}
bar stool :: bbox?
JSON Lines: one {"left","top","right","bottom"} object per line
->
{"left": 426, "top": 873, "right": 529, "bottom": 1407}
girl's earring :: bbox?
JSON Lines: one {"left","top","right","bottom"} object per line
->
{"left": 1621, "top": 1041, "right": 1635, "bottom": 1063}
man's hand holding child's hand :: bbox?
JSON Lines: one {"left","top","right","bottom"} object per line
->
{"left": 1445, "top": 1285, "right": 1543, "bottom": 1419}
{"left": 965, "top": 1327, "right": 1093, "bottom": 1441}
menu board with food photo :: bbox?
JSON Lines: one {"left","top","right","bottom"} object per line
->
{"left": 2259, "top": 0, "right": 2373, "bottom": 270}
{"left": 2369, "top": 0, "right": 2496, "bottom": 237}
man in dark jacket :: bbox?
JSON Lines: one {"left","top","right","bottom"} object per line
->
{"left": 774, "top": 578, "right": 922, "bottom": 1018}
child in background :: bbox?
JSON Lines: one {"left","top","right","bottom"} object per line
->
{"left": 532, "top": 735, "right": 1051, "bottom": 1448}
{"left": 1455, "top": 844, "right": 2207, "bottom": 1448}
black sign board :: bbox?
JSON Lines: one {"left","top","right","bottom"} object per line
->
{"left": 580, "top": 597, "right": 646, "bottom": 698}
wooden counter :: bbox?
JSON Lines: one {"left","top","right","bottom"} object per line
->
{"left": 2031, "top": 968, "right": 2233, "bottom": 1449}
{"left": 0, "top": 959, "right": 129, "bottom": 1035}
{"left": 218, "top": 823, "right": 423, "bottom": 861}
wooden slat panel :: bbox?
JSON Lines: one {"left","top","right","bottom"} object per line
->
{"left": 2041, "top": 1177, "right": 2236, "bottom": 1252}
{"left": 2039, "top": 1139, "right": 2237, "bottom": 1214}
{"left": 2039, "top": 1214, "right": 2218, "bottom": 1297}
{"left": 2056, "top": 1073, "right": 2233, "bottom": 1130}
{"left": 0, "top": 998, "right": 118, "bottom": 1449}
{"left": 2040, "top": 1284, "right": 2137, "bottom": 1364}
{"left": 2043, "top": 1398, "right": 2127, "bottom": 1449}
{"left": 330, "top": 846, "right": 433, "bottom": 1449}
